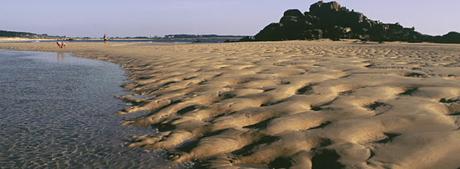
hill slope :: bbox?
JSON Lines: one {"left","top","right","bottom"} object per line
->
{"left": 0, "top": 30, "right": 49, "bottom": 38}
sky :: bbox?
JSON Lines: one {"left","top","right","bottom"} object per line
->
{"left": 1, "top": 0, "right": 459, "bottom": 37}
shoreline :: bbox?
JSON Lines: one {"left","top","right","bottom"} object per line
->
{"left": 0, "top": 50, "right": 179, "bottom": 168}
{"left": 0, "top": 37, "right": 56, "bottom": 42}
{"left": 1, "top": 41, "right": 460, "bottom": 168}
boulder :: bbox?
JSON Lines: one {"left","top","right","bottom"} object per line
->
{"left": 438, "top": 32, "right": 460, "bottom": 43}
{"left": 254, "top": 23, "right": 283, "bottom": 41}
{"left": 279, "top": 10, "right": 311, "bottom": 40}
{"left": 304, "top": 29, "right": 323, "bottom": 39}
{"left": 283, "top": 9, "right": 304, "bottom": 18}
{"left": 309, "top": 1, "right": 342, "bottom": 14}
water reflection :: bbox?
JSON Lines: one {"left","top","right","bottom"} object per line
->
{"left": 56, "top": 52, "right": 65, "bottom": 62}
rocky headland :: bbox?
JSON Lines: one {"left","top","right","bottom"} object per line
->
{"left": 252, "top": 1, "right": 460, "bottom": 43}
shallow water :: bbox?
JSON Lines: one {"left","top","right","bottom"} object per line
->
{"left": 0, "top": 50, "right": 177, "bottom": 169}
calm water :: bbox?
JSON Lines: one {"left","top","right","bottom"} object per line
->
{"left": 0, "top": 50, "right": 178, "bottom": 169}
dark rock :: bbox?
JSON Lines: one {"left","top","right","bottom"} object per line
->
{"left": 280, "top": 10, "right": 310, "bottom": 40}
{"left": 437, "top": 32, "right": 460, "bottom": 43}
{"left": 304, "top": 12, "right": 320, "bottom": 24}
{"left": 310, "top": 1, "right": 343, "bottom": 14}
{"left": 252, "top": 1, "right": 460, "bottom": 44}
{"left": 283, "top": 9, "right": 304, "bottom": 17}
{"left": 254, "top": 23, "right": 283, "bottom": 41}
{"left": 304, "top": 29, "right": 323, "bottom": 39}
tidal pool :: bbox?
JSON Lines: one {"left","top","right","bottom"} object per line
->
{"left": 0, "top": 50, "right": 178, "bottom": 169}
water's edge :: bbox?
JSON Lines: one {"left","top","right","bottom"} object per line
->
{"left": 0, "top": 50, "right": 180, "bottom": 169}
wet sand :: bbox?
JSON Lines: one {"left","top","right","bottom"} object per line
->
{"left": 1, "top": 41, "right": 460, "bottom": 169}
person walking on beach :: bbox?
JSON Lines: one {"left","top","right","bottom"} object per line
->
{"left": 103, "top": 34, "right": 109, "bottom": 43}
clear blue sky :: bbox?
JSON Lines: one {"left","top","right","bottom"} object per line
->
{"left": 1, "top": 0, "right": 459, "bottom": 37}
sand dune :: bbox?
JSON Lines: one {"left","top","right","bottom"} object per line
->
{"left": 1, "top": 41, "right": 460, "bottom": 169}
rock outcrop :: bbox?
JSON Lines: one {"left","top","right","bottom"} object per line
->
{"left": 253, "top": 1, "right": 460, "bottom": 43}
{"left": 431, "top": 32, "right": 460, "bottom": 43}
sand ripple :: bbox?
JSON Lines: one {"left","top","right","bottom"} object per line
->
{"left": 2, "top": 41, "right": 460, "bottom": 169}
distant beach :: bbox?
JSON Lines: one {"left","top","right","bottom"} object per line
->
{"left": 0, "top": 35, "right": 245, "bottom": 44}
{"left": 0, "top": 37, "right": 54, "bottom": 43}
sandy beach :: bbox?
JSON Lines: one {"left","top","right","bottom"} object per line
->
{"left": 0, "top": 37, "right": 53, "bottom": 42}
{"left": 1, "top": 41, "right": 460, "bottom": 169}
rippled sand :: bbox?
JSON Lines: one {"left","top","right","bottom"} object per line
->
{"left": 2, "top": 41, "right": 460, "bottom": 169}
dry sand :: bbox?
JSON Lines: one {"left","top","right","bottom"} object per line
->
{"left": 1, "top": 41, "right": 460, "bottom": 169}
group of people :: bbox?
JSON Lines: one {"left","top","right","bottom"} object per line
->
{"left": 56, "top": 40, "right": 66, "bottom": 48}
{"left": 56, "top": 34, "right": 109, "bottom": 48}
